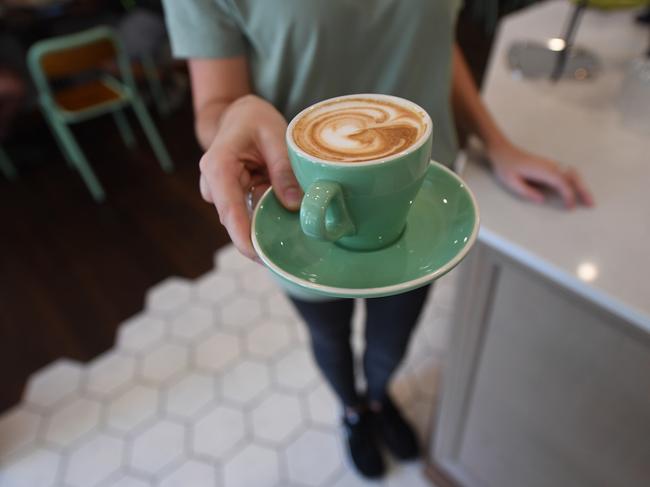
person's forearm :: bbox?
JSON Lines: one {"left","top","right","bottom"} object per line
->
{"left": 189, "top": 57, "right": 252, "bottom": 150}
{"left": 451, "top": 43, "right": 509, "bottom": 154}
{"left": 195, "top": 99, "right": 233, "bottom": 151}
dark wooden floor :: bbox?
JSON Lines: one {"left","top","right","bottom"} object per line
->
{"left": 0, "top": 99, "right": 230, "bottom": 413}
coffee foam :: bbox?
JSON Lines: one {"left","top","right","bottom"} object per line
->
{"left": 291, "top": 97, "right": 428, "bottom": 162}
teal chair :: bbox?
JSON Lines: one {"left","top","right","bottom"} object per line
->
{"left": 27, "top": 26, "right": 173, "bottom": 202}
{"left": 0, "top": 146, "right": 17, "bottom": 181}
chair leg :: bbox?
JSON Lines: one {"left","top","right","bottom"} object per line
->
{"left": 41, "top": 109, "right": 76, "bottom": 168}
{"left": 141, "top": 55, "right": 170, "bottom": 117}
{"left": 0, "top": 146, "right": 18, "bottom": 181}
{"left": 113, "top": 110, "right": 136, "bottom": 149}
{"left": 48, "top": 116, "right": 106, "bottom": 202}
{"left": 131, "top": 96, "right": 174, "bottom": 173}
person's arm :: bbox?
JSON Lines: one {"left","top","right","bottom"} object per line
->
{"left": 189, "top": 57, "right": 250, "bottom": 150}
{"left": 451, "top": 43, "right": 593, "bottom": 208}
{"left": 189, "top": 58, "right": 302, "bottom": 259}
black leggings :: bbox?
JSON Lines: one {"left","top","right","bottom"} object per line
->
{"left": 290, "top": 285, "right": 431, "bottom": 407}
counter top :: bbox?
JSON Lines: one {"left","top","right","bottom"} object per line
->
{"left": 460, "top": 0, "right": 650, "bottom": 330}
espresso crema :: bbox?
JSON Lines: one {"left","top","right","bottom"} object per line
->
{"left": 291, "top": 97, "right": 428, "bottom": 162}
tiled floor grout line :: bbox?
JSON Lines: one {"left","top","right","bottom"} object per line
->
{"left": 0, "top": 248, "right": 454, "bottom": 487}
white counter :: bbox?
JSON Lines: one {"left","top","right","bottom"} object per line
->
{"left": 460, "top": 0, "right": 650, "bottom": 330}
{"left": 430, "top": 4, "right": 650, "bottom": 485}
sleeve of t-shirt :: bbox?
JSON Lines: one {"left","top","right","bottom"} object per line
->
{"left": 162, "top": 0, "right": 245, "bottom": 58}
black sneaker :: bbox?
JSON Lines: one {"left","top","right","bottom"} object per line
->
{"left": 342, "top": 409, "right": 385, "bottom": 479}
{"left": 371, "top": 395, "right": 420, "bottom": 461}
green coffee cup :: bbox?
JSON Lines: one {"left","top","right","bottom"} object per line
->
{"left": 286, "top": 94, "right": 433, "bottom": 251}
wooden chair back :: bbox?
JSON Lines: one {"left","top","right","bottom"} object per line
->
{"left": 39, "top": 38, "right": 116, "bottom": 79}
{"left": 28, "top": 27, "right": 135, "bottom": 99}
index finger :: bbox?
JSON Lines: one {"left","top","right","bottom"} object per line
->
{"left": 566, "top": 168, "right": 595, "bottom": 207}
{"left": 200, "top": 148, "right": 257, "bottom": 260}
{"left": 527, "top": 166, "right": 576, "bottom": 209}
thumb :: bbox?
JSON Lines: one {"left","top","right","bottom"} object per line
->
{"left": 270, "top": 166, "right": 302, "bottom": 211}
{"left": 257, "top": 128, "right": 303, "bottom": 211}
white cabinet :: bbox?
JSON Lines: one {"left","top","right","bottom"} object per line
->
{"left": 430, "top": 243, "right": 650, "bottom": 487}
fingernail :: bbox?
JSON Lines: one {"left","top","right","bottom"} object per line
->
{"left": 284, "top": 187, "right": 302, "bottom": 207}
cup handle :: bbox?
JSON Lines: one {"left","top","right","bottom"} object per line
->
{"left": 300, "top": 180, "right": 356, "bottom": 242}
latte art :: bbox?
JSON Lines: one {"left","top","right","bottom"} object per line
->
{"left": 292, "top": 97, "right": 428, "bottom": 162}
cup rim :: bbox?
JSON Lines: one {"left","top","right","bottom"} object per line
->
{"left": 286, "top": 93, "right": 433, "bottom": 167}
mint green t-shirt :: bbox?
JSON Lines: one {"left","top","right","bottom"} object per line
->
{"left": 162, "top": 0, "right": 461, "bottom": 166}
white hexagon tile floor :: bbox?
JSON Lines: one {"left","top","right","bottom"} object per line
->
{"left": 0, "top": 245, "right": 458, "bottom": 487}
